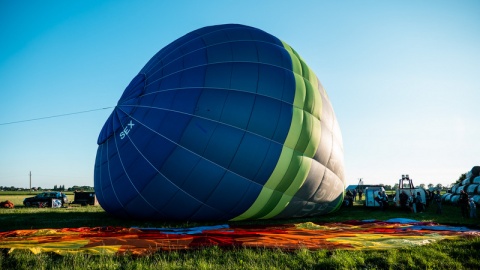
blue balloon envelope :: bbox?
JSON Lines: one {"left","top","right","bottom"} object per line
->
{"left": 94, "top": 24, "right": 345, "bottom": 221}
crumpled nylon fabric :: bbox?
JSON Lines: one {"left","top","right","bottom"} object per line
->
{"left": 1, "top": 219, "right": 479, "bottom": 255}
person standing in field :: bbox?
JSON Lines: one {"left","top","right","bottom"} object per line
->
{"left": 416, "top": 192, "right": 425, "bottom": 213}
{"left": 358, "top": 188, "right": 363, "bottom": 201}
{"left": 434, "top": 190, "right": 442, "bottom": 214}
{"left": 408, "top": 193, "right": 417, "bottom": 213}
{"left": 459, "top": 190, "right": 469, "bottom": 218}
{"left": 399, "top": 190, "right": 409, "bottom": 211}
{"left": 469, "top": 198, "right": 477, "bottom": 218}
{"left": 381, "top": 191, "right": 388, "bottom": 209}
{"left": 375, "top": 191, "right": 385, "bottom": 210}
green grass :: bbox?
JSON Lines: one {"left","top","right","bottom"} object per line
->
{"left": 2, "top": 238, "right": 480, "bottom": 270}
{"left": 1, "top": 193, "right": 480, "bottom": 269}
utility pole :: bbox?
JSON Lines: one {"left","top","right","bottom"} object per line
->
{"left": 29, "top": 171, "right": 32, "bottom": 192}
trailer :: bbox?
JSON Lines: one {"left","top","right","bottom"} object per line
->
{"left": 71, "top": 191, "right": 98, "bottom": 206}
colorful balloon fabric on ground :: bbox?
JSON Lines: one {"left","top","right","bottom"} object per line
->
{"left": 1, "top": 220, "right": 479, "bottom": 255}
{"left": 94, "top": 24, "right": 345, "bottom": 221}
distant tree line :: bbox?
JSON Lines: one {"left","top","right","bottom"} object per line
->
{"left": 0, "top": 185, "right": 94, "bottom": 192}
{"left": 375, "top": 172, "right": 466, "bottom": 191}
{"left": 378, "top": 183, "right": 447, "bottom": 191}
{"left": 53, "top": 185, "right": 65, "bottom": 191}
{"left": 455, "top": 173, "right": 467, "bottom": 184}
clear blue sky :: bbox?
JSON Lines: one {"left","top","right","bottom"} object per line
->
{"left": 1, "top": 0, "right": 479, "bottom": 189}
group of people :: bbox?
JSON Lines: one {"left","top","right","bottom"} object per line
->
{"left": 398, "top": 190, "right": 429, "bottom": 213}
{"left": 400, "top": 189, "right": 478, "bottom": 218}
{"left": 459, "top": 189, "right": 477, "bottom": 219}
{"left": 374, "top": 191, "right": 388, "bottom": 210}
{"left": 346, "top": 186, "right": 478, "bottom": 218}
{"left": 346, "top": 188, "right": 365, "bottom": 202}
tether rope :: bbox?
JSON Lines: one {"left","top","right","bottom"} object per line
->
{"left": 0, "top": 107, "right": 114, "bottom": 126}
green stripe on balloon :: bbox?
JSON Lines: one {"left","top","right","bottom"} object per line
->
{"left": 231, "top": 41, "right": 323, "bottom": 221}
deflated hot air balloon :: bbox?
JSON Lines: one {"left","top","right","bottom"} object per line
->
{"left": 94, "top": 24, "right": 345, "bottom": 221}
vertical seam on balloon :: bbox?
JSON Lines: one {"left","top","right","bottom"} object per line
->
{"left": 111, "top": 111, "right": 167, "bottom": 216}
{"left": 95, "top": 144, "right": 107, "bottom": 210}
{"left": 275, "top": 44, "right": 324, "bottom": 214}
{"left": 166, "top": 69, "right": 193, "bottom": 207}
{"left": 312, "top": 165, "right": 342, "bottom": 215}
{"left": 143, "top": 26, "right": 216, "bottom": 73}
{"left": 228, "top": 36, "right": 271, "bottom": 186}
{"left": 296, "top": 80, "right": 311, "bottom": 153}
{"left": 321, "top": 96, "right": 343, "bottom": 194}
{"left": 230, "top": 58, "right": 300, "bottom": 220}
{"left": 233, "top": 109, "right": 296, "bottom": 220}
{"left": 143, "top": 25, "right": 270, "bottom": 74}
{"left": 190, "top": 46, "right": 235, "bottom": 220}
{"left": 196, "top": 39, "right": 229, "bottom": 163}
{"left": 304, "top": 160, "right": 327, "bottom": 210}
{"left": 212, "top": 43, "right": 233, "bottom": 143}
{"left": 231, "top": 41, "right": 323, "bottom": 220}
{"left": 260, "top": 112, "right": 315, "bottom": 219}
{"left": 144, "top": 41, "right": 287, "bottom": 87}
{"left": 177, "top": 36, "right": 230, "bottom": 216}
{"left": 170, "top": 35, "right": 215, "bottom": 217}
{"left": 301, "top": 91, "right": 342, "bottom": 212}
{"left": 100, "top": 145, "right": 110, "bottom": 209}
{"left": 227, "top": 142, "right": 276, "bottom": 219}
{"left": 220, "top": 36, "right": 271, "bottom": 219}
{"left": 107, "top": 111, "right": 126, "bottom": 210}
{"left": 263, "top": 156, "right": 312, "bottom": 219}
{"left": 256, "top": 46, "right": 311, "bottom": 219}
{"left": 193, "top": 34, "right": 211, "bottom": 156}
{"left": 191, "top": 34, "right": 247, "bottom": 220}
{"left": 245, "top": 31, "right": 272, "bottom": 183}
{"left": 328, "top": 172, "right": 345, "bottom": 212}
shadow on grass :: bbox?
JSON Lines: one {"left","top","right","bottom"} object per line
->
{"left": 0, "top": 207, "right": 188, "bottom": 231}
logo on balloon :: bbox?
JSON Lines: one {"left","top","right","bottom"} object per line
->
{"left": 119, "top": 120, "right": 135, "bottom": 140}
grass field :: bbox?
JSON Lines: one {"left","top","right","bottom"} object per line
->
{"left": 1, "top": 192, "right": 480, "bottom": 269}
